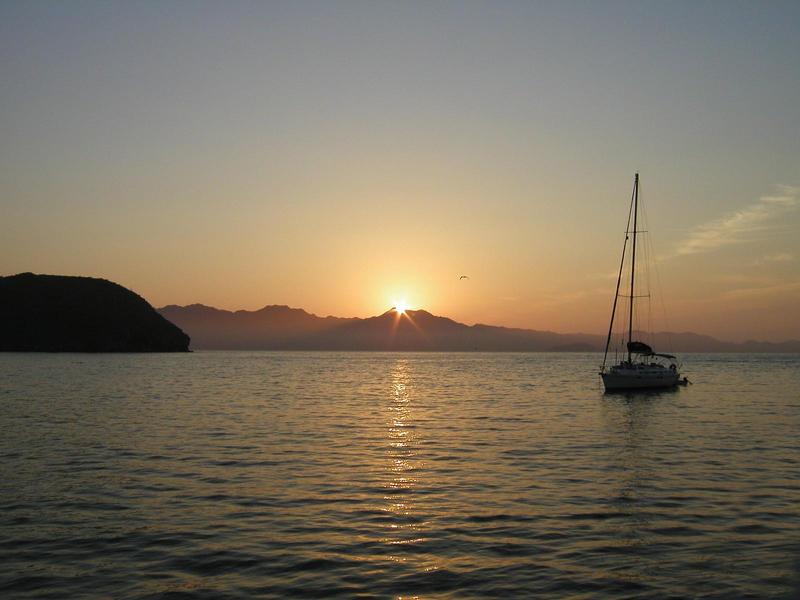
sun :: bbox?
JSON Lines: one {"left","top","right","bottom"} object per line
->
{"left": 393, "top": 299, "right": 409, "bottom": 315}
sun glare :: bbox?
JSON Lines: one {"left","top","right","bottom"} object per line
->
{"left": 393, "top": 300, "right": 409, "bottom": 315}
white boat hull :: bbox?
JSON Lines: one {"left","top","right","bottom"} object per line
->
{"left": 601, "top": 367, "right": 680, "bottom": 391}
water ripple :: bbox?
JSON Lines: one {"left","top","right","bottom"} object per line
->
{"left": 1, "top": 351, "right": 799, "bottom": 598}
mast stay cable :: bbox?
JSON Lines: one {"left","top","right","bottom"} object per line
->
{"left": 601, "top": 175, "right": 636, "bottom": 372}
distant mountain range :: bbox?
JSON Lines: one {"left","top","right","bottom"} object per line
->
{"left": 158, "top": 304, "right": 800, "bottom": 352}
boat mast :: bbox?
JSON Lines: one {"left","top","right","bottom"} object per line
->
{"left": 627, "top": 173, "right": 639, "bottom": 363}
{"left": 601, "top": 178, "right": 635, "bottom": 372}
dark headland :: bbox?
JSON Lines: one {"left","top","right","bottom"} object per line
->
{"left": 0, "top": 273, "right": 190, "bottom": 352}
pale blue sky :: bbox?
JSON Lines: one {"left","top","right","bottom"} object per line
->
{"left": 2, "top": 1, "right": 799, "bottom": 340}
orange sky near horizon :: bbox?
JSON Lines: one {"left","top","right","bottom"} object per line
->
{"left": 13, "top": 175, "right": 797, "bottom": 344}
{"left": 4, "top": 175, "right": 800, "bottom": 343}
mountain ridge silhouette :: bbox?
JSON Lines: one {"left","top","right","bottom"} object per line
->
{"left": 158, "top": 304, "right": 800, "bottom": 352}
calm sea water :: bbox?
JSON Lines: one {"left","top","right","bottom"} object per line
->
{"left": 1, "top": 352, "right": 799, "bottom": 599}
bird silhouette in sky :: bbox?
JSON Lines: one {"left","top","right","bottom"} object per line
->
{"left": 459, "top": 275, "right": 469, "bottom": 280}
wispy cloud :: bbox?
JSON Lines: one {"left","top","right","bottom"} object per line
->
{"left": 713, "top": 273, "right": 774, "bottom": 285}
{"left": 759, "top": 252, "right": 794, "bottom": 263}
{"left": 588, "top": 271, "right": 622, "bottom": 281}
{"left": 721, "top": 279, "right": 800, "bottom": 300}
{"left": 669, "top": 185, "right": 798, "bottom": 258}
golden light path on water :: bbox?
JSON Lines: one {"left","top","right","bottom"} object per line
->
{"left": 384, "top": 359, "right": 433, "bottom": 571}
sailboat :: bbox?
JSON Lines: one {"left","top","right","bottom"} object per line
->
{"left": 600, "top": 173, "right": 683, "bottom": 391}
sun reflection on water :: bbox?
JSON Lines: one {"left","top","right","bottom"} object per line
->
{"left": 382, "top": 359, "right": 434, "bottom": 568}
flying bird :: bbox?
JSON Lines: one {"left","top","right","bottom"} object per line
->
{"left": 459, "top": 275, "right": 469, "bottom": 280}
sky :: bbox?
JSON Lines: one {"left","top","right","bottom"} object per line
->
{"left": 1, "top": 1, "right": 799, "bottom": 342}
